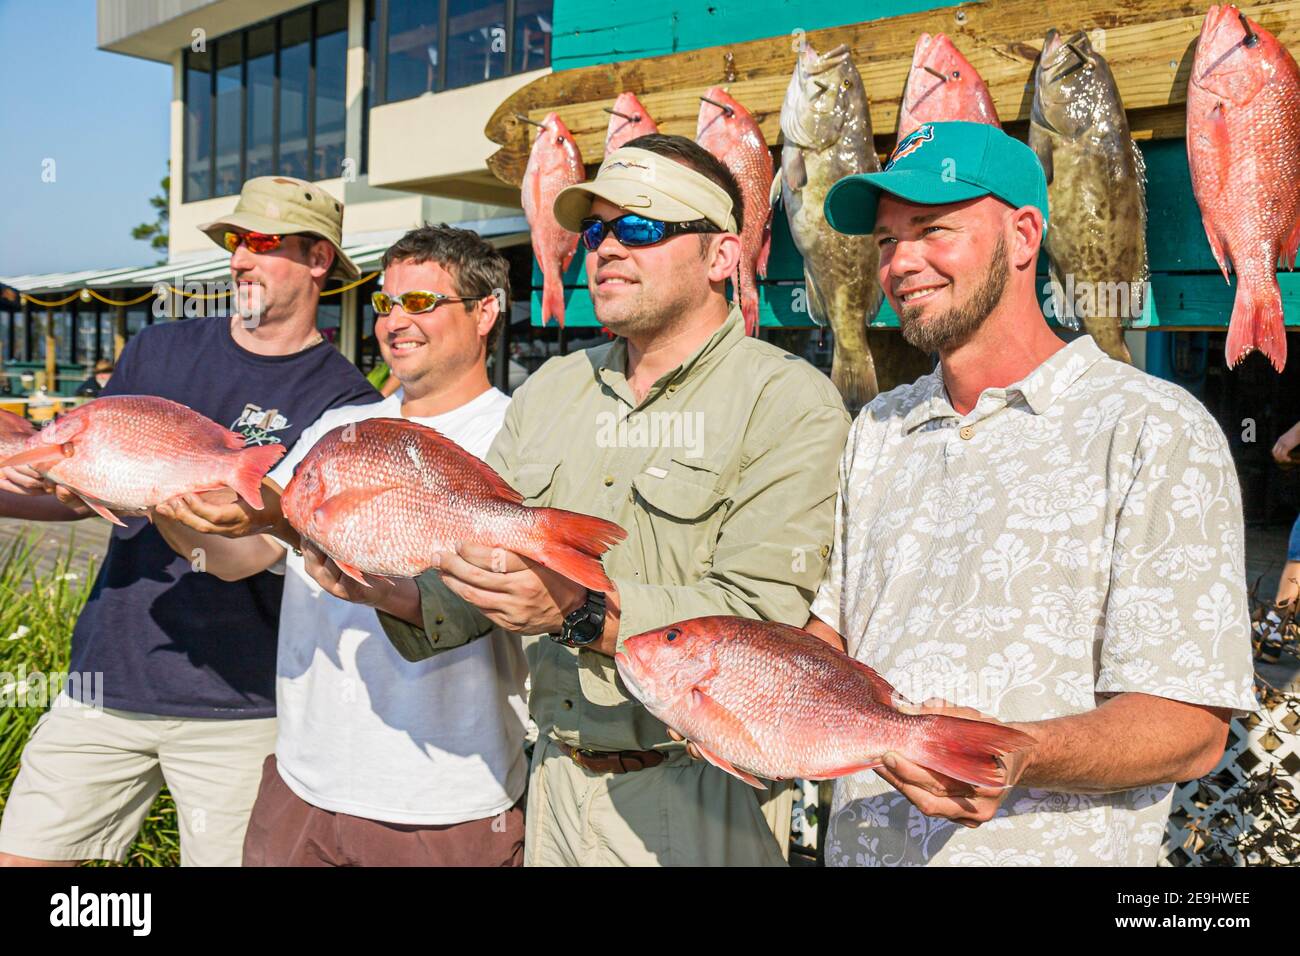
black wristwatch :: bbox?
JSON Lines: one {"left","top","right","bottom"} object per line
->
{"left": 555, "top": 589, "right": 607, "bottom": 648}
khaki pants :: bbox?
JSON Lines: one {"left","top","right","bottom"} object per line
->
{"left": 0, "top": 694, "right": 275, "bottom": 866}
{"left": 524, "top": 735, "right": 791, "bottom": 867}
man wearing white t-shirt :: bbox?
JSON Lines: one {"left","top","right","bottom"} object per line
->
{"left": 154, "top": 225, "right": 528, "bottom": 865}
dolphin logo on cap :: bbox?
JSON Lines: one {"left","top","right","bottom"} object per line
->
{"left": 885, "top": 124, "right": 935, "bottom": 170}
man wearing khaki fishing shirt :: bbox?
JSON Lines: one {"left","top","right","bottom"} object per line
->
{"left": 366, "top": 135, "right": 850, "bottom": 866}
{"left": 805, "top": 121, "right": 1257, "bottom": 866}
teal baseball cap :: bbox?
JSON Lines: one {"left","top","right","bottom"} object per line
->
{"left": 825, "top": 121, "right": 1049, "bottom": 236}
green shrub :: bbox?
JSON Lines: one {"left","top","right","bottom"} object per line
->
{"left": 0, "top": 532, "right": 179, "bottom": 866}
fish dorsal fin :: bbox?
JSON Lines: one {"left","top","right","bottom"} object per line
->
{"left": 843, "top": 655, "right": 911, "bottom": 709}
{"left": 377, "top": 419, "right": 524, "bottom": 505}
{"left": 685, "top": 688, "right": 767, "bottom": 789}
{"left": 219, "top": 429, "right": 247, "bottom": 450}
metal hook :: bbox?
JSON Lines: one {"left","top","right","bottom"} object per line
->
{"left": 923, "top": 65, "right": 948, "bottom": 82}
{"left": 603, "top": 108, "right": 637, "bottom": 121}
{"left": 1240, "top": 11, "right": 1259, "bottom": 47}
{"left": 699, "top": 95, "right": 735, "bottom": 117}
{"left": 515, "top": 113, "right": 547, "bottom": 129}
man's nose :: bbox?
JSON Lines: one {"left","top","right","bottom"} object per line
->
{"left": 596, "top": 229, "right": 628, "bottom": 259}
{"left": 230, "top": 243, "right": 256, "bottom": 271}
{"left": 887, "top": 239, "right": 927, "bottom": 279}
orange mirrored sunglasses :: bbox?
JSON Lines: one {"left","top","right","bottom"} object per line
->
{"left": 223, "top": 230, "right": 285, "bottom": 254}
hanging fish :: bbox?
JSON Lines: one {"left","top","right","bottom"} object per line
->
{"left": 604, "top": 92, "right": 659, "bottom": 153}
{"left": 1029, "top": 28, "right": 1146, "bottom": 363}
{"left": 897, "top": 33, "right": 1000, "bottom": 140}
{"left": 521, "top": 112, "right": 584, "bottom": 327}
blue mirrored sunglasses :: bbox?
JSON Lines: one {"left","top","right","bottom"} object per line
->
{"left": 579, "top": 213, "right": 721, "bottom": 251}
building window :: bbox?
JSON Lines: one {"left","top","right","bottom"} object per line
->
{"left": 182, "top": 0, "right": 353, "bottom": 202}
{"left": 373, "top": 0, "right": 551, "bottom": 104}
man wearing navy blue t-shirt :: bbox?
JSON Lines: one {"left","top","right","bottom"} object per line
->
{"left": 0, "top": 177, "right": 376, "bottom": 866}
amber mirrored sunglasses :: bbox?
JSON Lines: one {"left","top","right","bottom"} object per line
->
{"left": 371, "top": 291, "right": 484, "bottom": 315}
{"left": 223, "top": 230, "right": 287, "bottom": 254}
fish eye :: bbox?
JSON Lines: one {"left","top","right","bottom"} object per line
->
{"left": 950, "top": 70, "right": 961, "bottom": 79}
{"left": 665, "top": 629, "right": 680, "bottom": 642}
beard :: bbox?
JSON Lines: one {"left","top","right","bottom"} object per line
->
{"left": 897, "top": 234, "right": 1009, "bottom": 354}
{"left": 593, "top": 277, "right": 700, "bottom": 339}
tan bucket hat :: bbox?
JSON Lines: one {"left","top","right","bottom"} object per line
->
{"left": 553, "top": 146, "right": 738, "bottom": 234}
{"left": 199, "top": 176, "right": 360, "bottom": 280}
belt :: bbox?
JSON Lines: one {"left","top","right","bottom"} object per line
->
{"left": 555, "top": 741, "right": 666, "bottom": 775}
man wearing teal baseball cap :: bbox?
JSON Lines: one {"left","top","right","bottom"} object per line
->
{"left": 803, "top": 121, "right": 1253, "bottom": 868}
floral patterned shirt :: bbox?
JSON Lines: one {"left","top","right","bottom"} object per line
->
{"left": 810, "top": 335, "right": 1258, "bottom": 867}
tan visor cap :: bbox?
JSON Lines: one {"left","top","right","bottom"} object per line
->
{"left": 199, "top": 176, "right": 360, "bottom": 281}
{"left": 553, "top": 147, "right": 738, "bottom": 234}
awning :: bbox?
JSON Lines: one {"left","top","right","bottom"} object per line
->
{"left": 0, "top": 216, "right": 532, "bottom": 296}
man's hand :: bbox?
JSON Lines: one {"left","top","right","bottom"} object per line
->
{"left": 299, "top": 540, "right": 422, "bottom": 624}
{"left": 433, "top": 543, "right": 587, "bottom": 635}
{"left": 876, "top": 697, "right": 1033, "bottom": 828}
{"left": 1274, "top": 424, "right": 1300, "bottom": 465}
{"left": 154, "top": 486, "right": 279, "bottom": 539}
{"left": 666, "top": 728, "right": 704, "bottom": 760}
{"left": 0, "top": 464, "right": 53, "bottom": 496}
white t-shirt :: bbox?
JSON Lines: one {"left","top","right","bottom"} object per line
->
{"left": 267, "top": 387, "right": 530, "bottom": 825}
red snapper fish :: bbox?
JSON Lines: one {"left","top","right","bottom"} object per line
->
{"left": 616, "top": 616, "right": 1033, "bottom": 789}
{"left": 605, "top": 91, "right": 659, "bottom": 153}
{"left": 696, "top": 87, "right": 775, "bottom": 335}
{"left": 1187, "top": 4, "right": 1300, "bottom": 371}
{"left": 0, "top": 395, "right": 283, "bottom": 525}
{"left": 0, "top": 408, "right": 35, "bottom": 461}
{"left": 522, "top": 112, "right": 585, "bottom": 327}
{"left": 280, "top": 417, "right": 627, "bottom": 590}
{"left": 897, "top": 33, "right": 1000, "bottom": 139}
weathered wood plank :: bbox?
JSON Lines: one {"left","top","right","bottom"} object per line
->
{"left": 487, "top": 0, "right": 1300, "bottom": 186}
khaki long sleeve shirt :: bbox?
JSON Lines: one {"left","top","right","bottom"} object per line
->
{"left": 379, "top": 306, "right": 850, "bottom": 752}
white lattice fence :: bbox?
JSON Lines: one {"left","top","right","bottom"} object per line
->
{"left": 1160, "top": 680, "right": 1300, "bottom": 867}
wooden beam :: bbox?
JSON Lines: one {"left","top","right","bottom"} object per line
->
{"left": 485, "top": 0, "right": 1299, "bottom": 186}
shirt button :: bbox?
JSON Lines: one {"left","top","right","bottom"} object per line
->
{"left": 434, "top": 615, "right": 444, "bottom": 625}
{"left": 603, "top": 475, "right": 615, "bottom": 487}
{"left": 562, "top": 699, "right": 573, "bottom": 710}
{"left": 819, "top": 545, "right": 830, "bottom": 559}
{"left": 959, "top": 425, "right": 975, "bottom": 440}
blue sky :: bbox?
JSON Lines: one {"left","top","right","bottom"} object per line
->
{"left": 0, "top": 0, "right": 171, "bottom": 278}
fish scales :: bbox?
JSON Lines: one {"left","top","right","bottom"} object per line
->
{"left": 1187, "top": 4, "right": 1300, "bottom": 371}
{"left": 1029, "top": 28, "right": 1146, "bottom": 363}
{"left": 617, "top": 615, "right": 1033, "bottom": 788}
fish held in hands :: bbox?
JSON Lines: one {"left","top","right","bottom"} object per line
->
{"left": 0, "top": 395, "right": 284, "bottom": 526}
{"left": 280, "top": 417, "right": 626, "bottom": 590}
{"left": 616, "top": 615, "right": 1033, "bottom": 789}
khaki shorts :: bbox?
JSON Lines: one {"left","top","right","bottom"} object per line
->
{"left": 0, "top": 694, "right": 276, "bottom": 866}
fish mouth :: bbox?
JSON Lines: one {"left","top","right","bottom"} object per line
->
{"left": 613, "top": 652, "right": 647, "bottom": 702}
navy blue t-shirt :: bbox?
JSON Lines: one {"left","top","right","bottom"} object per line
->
{"left": 67, "top": 317, "right": 377, "bottom": 718}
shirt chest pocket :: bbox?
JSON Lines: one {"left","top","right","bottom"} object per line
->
{"left": 511, "top": 461, "right": 560, "bottom": 507}
{"left": 629, "top": 457, "right": 729, "bottom": 580}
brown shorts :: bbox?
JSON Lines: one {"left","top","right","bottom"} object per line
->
{"left": 242, "top": 756, "right": 524, "bottom": 867}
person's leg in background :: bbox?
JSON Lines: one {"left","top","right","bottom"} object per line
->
{"left": 0, "top": 696, "right": 166, "bottom": 866}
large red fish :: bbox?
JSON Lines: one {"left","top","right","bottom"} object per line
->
{"left": 897, "top": 33, "right": 1000, "bottom": 139}
{"left": 0, "top": 395, "right": 283, "bottom": 525}
{"left": 616, "top": 616, "right": 1033, "bottom": 789}
{"left": 1187, "top": 4, "right": 1300, "bottom": 371}
{"left": 280, "top": 418, "right": 626, "bottom": 590}
{"left": 522, "top": 112, "right": 585, "bottom": 327}
{"left": 696, "top": 87, "right": 774, "bottom": 335}
{"left": 604, "top": 91, "right": 659, "bottom": 153}
{"left": 0, "top": 408, "right": 34, "bottom": 462}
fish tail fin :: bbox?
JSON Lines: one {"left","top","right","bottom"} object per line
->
{"left": 909, "top": 715, "right": 1034, "bottom": 790}
{"left": 527, "top": 509, "right": 627, "bottom": 591}
{"left": 1226, "top": 281, "right": 1287, "bottom": 372}
{"left": 831, "top": 345, "right": 879, "bottom": 418}
{"left": 228, "top": 444, "right": 287, "bottom": 510}
{"left": 1284, "top": 216, "right": 1300, "bottom": 271}
{"left": 541, "top": 266, "right": 567, "bottom": 328}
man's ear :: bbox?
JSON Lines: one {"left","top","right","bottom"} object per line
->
{"left": 477, "top": 289, "right": 502, "bottom": 341}
{"left": 1010, "top": 206, "right": 1044, "bottom": 271}
{"left": 309, "top": 239, "right": 336, "bottom": 280}
{"left": 707, "top": 233, "right": 744, "bottom": 285}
